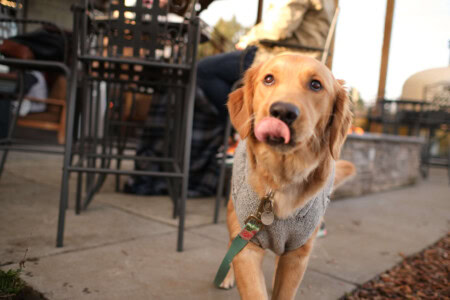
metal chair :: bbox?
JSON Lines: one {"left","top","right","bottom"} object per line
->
{"left": 367, "top": 80, "right": 449, "bottom": 181}
{"left": 57, "top": 0, "right": 201, "bottom": 252}
{"left": 0, "top": 18, "right": 74, "bottom": 178}
{"left": 213, "top": 6, "right": 341, "bottom": 223}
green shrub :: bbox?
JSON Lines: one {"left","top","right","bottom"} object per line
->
{"left": 0, "top": 268, "right": 25, "bottom": 297}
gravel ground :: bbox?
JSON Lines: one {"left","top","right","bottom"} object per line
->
{"left": 341, "top": 233, "right": 450, "bottom": 300}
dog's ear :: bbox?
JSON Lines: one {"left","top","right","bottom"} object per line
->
{"left": 227, "top": 64, "right": 260, "bottom": 139}
{"left": 227, "top": 88, "right": 249, "bottom": 139}
{"left": 329, "top": 80, "right": 352, "bottom": 159}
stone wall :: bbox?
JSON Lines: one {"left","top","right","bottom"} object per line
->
{"left": 26, "top": 0, "right": 78, "bottom": 31}
{"left": 333, "top": 133, "right": 424, "bottom": 199}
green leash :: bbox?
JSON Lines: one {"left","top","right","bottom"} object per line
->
{"left": 213, "top": 191, "right": 274, "bottom": 288}
{"left": 213, "top": 217, "right": 263, "bottom": 287}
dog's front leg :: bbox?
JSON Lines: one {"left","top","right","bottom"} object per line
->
{"left": 233, "top": 242, "right": 268, "bottom": 300}
{"left": 225, "top": 200, "right": 267, "bottom": 297}
{"left": 271, "top": 228, "right": 317, "bottom": 300}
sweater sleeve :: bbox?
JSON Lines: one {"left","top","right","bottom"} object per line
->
{"left": 238, "top": 0, "right": 311, "bottom": 48}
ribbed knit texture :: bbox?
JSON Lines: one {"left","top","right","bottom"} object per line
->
{"left": 232, "top": 140, "right": 335, "bottom": 255}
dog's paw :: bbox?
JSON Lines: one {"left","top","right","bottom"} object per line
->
{"left": 219, "top": 266, "right": 235, "bottom": 290}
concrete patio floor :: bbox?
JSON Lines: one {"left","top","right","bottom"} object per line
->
{"left": 1, "top": 150, "right": 449, "bottom": 299}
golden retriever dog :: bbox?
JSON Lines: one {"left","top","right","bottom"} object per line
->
{"left": 220, "top": 54, "right": 355, "bottom": 299}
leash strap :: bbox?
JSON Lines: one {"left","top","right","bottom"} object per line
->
{"left": 213, "top": 218, "right": 263, "bottom": 288}
{"left": 214, "top": 190, "right": 274, "bottom": 288}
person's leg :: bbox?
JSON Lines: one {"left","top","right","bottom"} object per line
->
{"left": 0, "top": 101, "right": 10, "bottom": 139}
{"left": 241, "top": 46, "right": 258, "bottom": 72}
{"left": 197, "top": 50, "right": 244, "bottom": 120}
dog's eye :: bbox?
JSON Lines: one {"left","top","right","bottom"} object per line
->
{"left": 310, "top": 80, "right": 322, "bottom": 91}
{"left": 263, "top": 74, "right": 275, "bottom": 86}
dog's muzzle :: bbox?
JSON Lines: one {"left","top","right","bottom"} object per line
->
{"left": 269, "top": 101, "right": 300, "bottom": 126}
{"left": 254, "top": 102, "right": 299, "bottom": 145}
{"left": 254, "top": 117, "right": 291, "bottom": 144}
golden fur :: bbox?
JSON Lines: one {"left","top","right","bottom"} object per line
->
{"left": 222, "top": 54, "right": 355, "bottom": 299}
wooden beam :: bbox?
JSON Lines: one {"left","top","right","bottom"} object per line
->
{"left": 256, "top": 0, "right": 263, "bottom": 25}
{"left": 377, "top": 0, "right": 395, "bottom": 102}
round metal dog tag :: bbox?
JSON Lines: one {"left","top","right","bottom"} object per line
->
{"left": 261, "top": 211, "right": 274, "bottom": 226}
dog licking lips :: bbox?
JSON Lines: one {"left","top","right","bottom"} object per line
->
{"left": 255, "top": 117, "right": 290, "bottom": 144}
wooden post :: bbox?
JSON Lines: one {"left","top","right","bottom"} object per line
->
{"left": 377, "top": 0, "right": 395, "bottom": 102}
{"left": 256, "top": 0, "right": 263, "bottom": 25}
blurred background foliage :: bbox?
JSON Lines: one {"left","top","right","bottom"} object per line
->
{"left": 198, "top": 16, "right": 248, "bottom": 59}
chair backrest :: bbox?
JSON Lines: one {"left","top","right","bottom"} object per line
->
{"left": 77, "top": 0, "right": 198, "bottom": 64}
{"left": 73, "top": 0, "right": 201, "bottom": 92}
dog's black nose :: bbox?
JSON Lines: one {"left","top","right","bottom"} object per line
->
{"left": 269, "top": 102, "right": 300, "bottom": 126}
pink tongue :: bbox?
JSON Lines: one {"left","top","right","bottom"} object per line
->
{"left": 254, "top": 117, "right": 290, "bottom": 144}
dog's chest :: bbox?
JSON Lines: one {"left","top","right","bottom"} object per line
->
{"left": 231, "top": 140, "right": 334, "bottom": 255}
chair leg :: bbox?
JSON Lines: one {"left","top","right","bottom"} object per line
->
{"left": 57, "top": 105, "right": 67, "bottom": 145}
{"left": 114, "top": 84, "right": 127, "bottom": 192}
{"left": 75, "top": 171, "right": 83, "bottom": 215}
{"left": 171, "top": 91, "right": 182, "bottom": 219}
{"left": 165, "top": 91, "right": 181, "bottom": 219}
{"left": 115, "top": 171, "right": 121, "bottom": 192}
{"left": 84, "top": 81, "right": 97, "bottom": 199}
{"left": 84, "top": 146, "right": 112, "bottom": 209}
{"left": 84, "top": 83, "right": 115, "bottom": 210}
{"left": 177, "top": 80, "right": 197, "bottom": 252}
{"left": 0, "top": 72, "right": 26, "bottom": 178}
{"left": 177, "top": 174, "right": 189, "bottom": 252}
{"left": 0, "top": 143, "right": 10, "bottom": 178}
{"left": 57, "top": 159, "right": 72, "bottom": 247}
{"left": 214, "top": 117, "right": 232, "bottom": 223}
{"left": 115, "top": 140, "right": 125, "bottom": 192}
{"left": 171, "top": 180, "right": 180, "bottom": 219}
{"left": 73, "top": 79, "right": 88, "bottom": 213}
{"left": 57, "top": 72, "right": 77, "bottom": 248}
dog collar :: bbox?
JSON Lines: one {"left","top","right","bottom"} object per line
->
{"left": 214, "top": 190, "right": 274, "bottom": 288}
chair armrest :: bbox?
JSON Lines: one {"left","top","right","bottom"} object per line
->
{"left": 24, "top": 96, "right": 65, "bottom": 106}
{"left": 0, "top": 72, "right": 19, "bottom": 80}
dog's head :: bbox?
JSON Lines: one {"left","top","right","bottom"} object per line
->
{"left": 228, "top": 54, "right": 352, "bottom": 160}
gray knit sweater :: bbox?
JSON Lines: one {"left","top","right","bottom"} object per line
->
{"left": 231, "top": 140, "right": 335, "bottom": 255}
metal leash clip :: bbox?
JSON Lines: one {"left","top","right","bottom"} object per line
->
{"left": 260, "top": 190, "right": 275, "bottom": 226}
{"left": 244, "top": 190, "right": 275, "bottom": 227}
